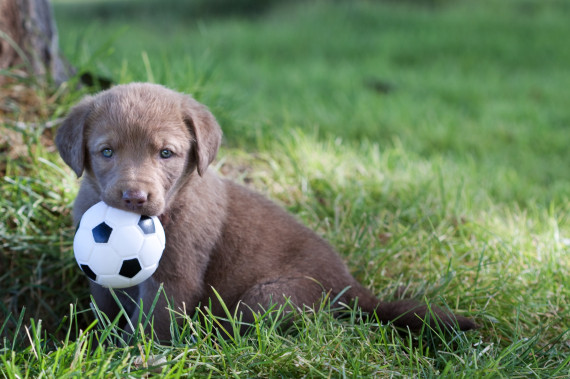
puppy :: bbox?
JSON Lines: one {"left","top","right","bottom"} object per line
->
{"left": 56, "top": 83, "right": 476, "bottom": 340}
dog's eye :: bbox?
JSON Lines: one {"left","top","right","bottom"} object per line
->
{"left": 101, "top": 148, "right": 113, "bottom": 158}
{"left": 160, "top": 149, "right": 173, "bottom": 159}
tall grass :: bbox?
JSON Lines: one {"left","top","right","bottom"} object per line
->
{"left": 1, "top": 0, "right": 569, "bottom": 376}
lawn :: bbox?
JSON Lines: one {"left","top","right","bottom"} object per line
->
{"left": 1, "top": 0, "right": 569, "bottom": 377}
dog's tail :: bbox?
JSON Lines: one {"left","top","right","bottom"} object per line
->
{"left": 345, "top": 283, "right": 478, "bottom": 331}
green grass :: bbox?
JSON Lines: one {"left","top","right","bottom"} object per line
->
{"left": 1, "top": 0, "right": 569, "bottom": 376}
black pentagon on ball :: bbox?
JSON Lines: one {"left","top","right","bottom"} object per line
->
{"left": 119, "top": 258, "right": 142, "bottom": 278}
{"left": 80, "top": 264, "right": 97, "bottom": 281}
{"left": 92, "top": 222, "right": 113, "bottom": 243}
{"left": 138, "top": 215, "right": 155, "bottom": 234}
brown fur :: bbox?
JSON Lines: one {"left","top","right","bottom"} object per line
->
{"left": 56, "top": 83, "right": 477, "bottom": 340}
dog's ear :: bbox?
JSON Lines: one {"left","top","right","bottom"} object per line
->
{"left": 55, "top": 95, "right": 94, "bottom": 177}
{"left": 181, "top": 96, "right": 222, "bottom": 176}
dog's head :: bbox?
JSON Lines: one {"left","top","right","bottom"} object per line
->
{"left": 55, "top": 83, "right": 222, "bottom": 216}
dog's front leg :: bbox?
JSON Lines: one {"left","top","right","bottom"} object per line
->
{"left": 89, "top": 282, "right": 139, "bottom": 330}
{"left": 130, "top": 277, "right": 180, "bottom": 341}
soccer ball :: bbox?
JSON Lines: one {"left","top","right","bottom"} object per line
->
{"left": 73, "top": 201, "right": 166, "bottom": 289}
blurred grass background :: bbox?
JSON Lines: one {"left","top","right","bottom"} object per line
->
{"left": 1, "top": 0, "right": 569, "bottom": 376}
{"left": 55, "top": 0, "right": 570, "bottom": 204}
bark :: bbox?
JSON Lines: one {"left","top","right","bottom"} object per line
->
{"left": 0, "top": 0, "right": 71, "bottom": 85}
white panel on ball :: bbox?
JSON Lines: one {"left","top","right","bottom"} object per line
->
{"left": 109, "top": 225, "right": 145, "bottom": 258}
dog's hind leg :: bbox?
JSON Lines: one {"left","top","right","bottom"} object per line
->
{"left": 210, "top": 276, "right": 327, "bottom": 335}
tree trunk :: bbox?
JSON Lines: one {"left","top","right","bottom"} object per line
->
{"left": 0, "top": 0, "right": 71, "bottom": 85}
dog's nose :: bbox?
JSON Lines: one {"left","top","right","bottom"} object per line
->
{"left": 122, "top": 190, "right": 148, "bottom": 208}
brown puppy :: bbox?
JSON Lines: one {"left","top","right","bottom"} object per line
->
{"left": 56, "top": 83, "right": 476, "bottom": 340}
